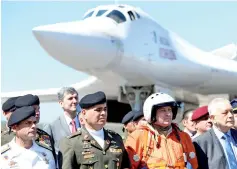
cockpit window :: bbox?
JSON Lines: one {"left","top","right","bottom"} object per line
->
{"left": 84, "top": 11, "right": 94, "bottom": 19}
{"left": 128, "top": 11, "right": 135, "bottom": 21}
{"left": 106, "top": 10, "right": 126, "bottom": 23}
{"left": 96, "top": 10, "right": 107, "bottom": 16}
{"left": 135, "top": 12, "right": 141, "bottom": 19}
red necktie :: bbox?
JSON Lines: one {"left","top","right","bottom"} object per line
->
{"left": 71, "top": 119, "right": 77, "bottom": 133}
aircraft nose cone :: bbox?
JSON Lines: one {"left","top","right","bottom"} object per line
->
{"left": 32, "top": 19, "right": 120, "bottom": 70}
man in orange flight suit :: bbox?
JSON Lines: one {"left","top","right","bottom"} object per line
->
{"left": 125, "top": 92, "right": 198, "bottom": 169}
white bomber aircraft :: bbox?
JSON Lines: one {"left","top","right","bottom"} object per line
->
{"left": 2, "top": 4, "right": 237, "bottom": 122}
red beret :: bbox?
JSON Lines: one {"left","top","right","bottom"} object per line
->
{"left": 192, "top": 106, "right": 208, "bottom": 121}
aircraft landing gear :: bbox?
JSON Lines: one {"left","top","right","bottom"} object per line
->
{"left": 118, "top": 85, "right": 153, "bottom": 111}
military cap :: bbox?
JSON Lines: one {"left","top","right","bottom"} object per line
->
{"left": 15, "top": 94, "right": 40, "bottom": 108}
{"left": 132, "top": 110, "right": 144, "bottom": 122}
{"left": 8, "top": 106, "right": 35, "bottom": 127}
{"left": 79, "top": 91, "right": 106, "bottom": 109}
{"left": 230, "top": 99, "right": 237, "bottom": 113}
{"left": 192, "top": 106, "right": 208, "bottom": 121}
{"left": 122, "top": 111, "right": 135, "bottom": 125}
{"left": 2, "top": 97, "right": 19, "bottom": 112}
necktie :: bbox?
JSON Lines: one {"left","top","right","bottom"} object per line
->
{"left": 71, "top": 119, "right": 77, "bottom": 133}
{"left": 222, "top": 133, "right": 237, "bottom": 169}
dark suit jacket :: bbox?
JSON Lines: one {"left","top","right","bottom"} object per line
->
{"left": 193, "top": 128, "right": 237, "bottom": 169}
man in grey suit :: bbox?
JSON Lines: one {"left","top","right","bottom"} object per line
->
{"left": 49, "top": 87, "right": 81, "bottom": 156}
{"left": 193, "top": 98, "right": 237, "bottom": 169}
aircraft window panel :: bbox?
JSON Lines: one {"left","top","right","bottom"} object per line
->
{"left": 84, "top": 11, "right": 94, "bottom": 19}
{"left": 106, "top": 10, "right": 126, "bottom": 23}
{"left": 128, "top": 11, "right": 135, "bottom": 21}
{"left": 96, "top": 10, "right": 107, "bottom": 16}
{"left": 135, "top": 12, "right": 141, "bottom": 18}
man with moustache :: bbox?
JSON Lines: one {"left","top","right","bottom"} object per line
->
{"left": 125, "top": 92, "right": 198, "bottom": 169}
{"left": 59, "top": 91, "right": 130, "bottom": 169}
{"left": 191, "top": 106, "right": 212, "bottom": 139}
{"left": 193, "top": 98, "right": 237, "bottom": 169}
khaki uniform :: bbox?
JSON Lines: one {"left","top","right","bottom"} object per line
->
{"left": 59, "top": 128, "right": 130, "bottom": 169}
{"left": 1, "top": 128, "right": 15, "bottom": 146}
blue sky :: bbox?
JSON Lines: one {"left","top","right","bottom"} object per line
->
{"left": 1, "top": 1, "right": 237, "bottom": 122}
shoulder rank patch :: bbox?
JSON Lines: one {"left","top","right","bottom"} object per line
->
{"left": 1, "top": 144, "right": 10, "bottom": 154}
{"left": 36, "top": 141, "right": 52, "bottom": 151}
{"left": 67, "top": 129, "right": 82, "bottom": 139}
{"left": 106, "top": 129, "right": 119, "bottom": 135}
{"left": 37, "top": 128, "right": 50, "bottom": 136}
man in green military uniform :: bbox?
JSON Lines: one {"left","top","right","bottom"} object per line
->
{"left": 59, "top": 91, "right": 130, "bottom": 169}
{"left": 1, "top": 97, "right": 19, "bottom": 145}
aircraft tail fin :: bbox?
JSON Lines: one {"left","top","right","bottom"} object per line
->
{"left": 211, "top": 43, "right": 237, "bottom": 60}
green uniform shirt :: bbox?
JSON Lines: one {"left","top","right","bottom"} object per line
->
{"left": 1, "top": 128, "right": 15, "bottom": 146}
{"left": 59, "top": 127, "right": 130, "bottom": 169}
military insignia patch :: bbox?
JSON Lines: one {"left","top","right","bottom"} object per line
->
{"left": 84, "top": 135, "right": 89, "bottom": 140}
{"left": 189, "top": 152, "right": 196, "bottom": 159}
{"left": 43, "top": 157, "right": 49, "bottom": 164}
{"left": 9, "top": 160, "right": 17, "bottom": 167}
{"left": 109, "top": 148, "right": 122, "bottom": 153}
{"left": 90, "top": 140, "right": 96, "bottom": 145}
{"left": 133, "top": 154, "right": 140, "bottom": 162}
{"left": 84, "top": 154, "right": 95, "bottom": 159}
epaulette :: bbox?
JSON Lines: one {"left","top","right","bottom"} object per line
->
{"left": 106, "top": 129, "right": 120, "bottom": 137}
{"left": 1, "top": 144, "right": 10, "bottom": 154}
{"left": 37, "top": 128, "right": 50, "bottom": 136}
{"left": 35, "top": 141, "right": 52, "bottom": 151}
{"left": 67, "top": 128, "right": 82, "bottom": 139}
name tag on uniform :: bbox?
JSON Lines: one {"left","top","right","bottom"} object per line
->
{"left": 109, "top": 148, "right": 122, "bottom": 153}
{"left": 84, "top": 154, "right": 95, "bottom": 159}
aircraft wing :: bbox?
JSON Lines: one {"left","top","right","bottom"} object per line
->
{"left": 1, "top": 76, "right": 119, "bottom": 104}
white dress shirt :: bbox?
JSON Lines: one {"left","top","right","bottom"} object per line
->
{"left": 213, "top": 126, "right": 237, "bottom": 159}
{"left": 86, "top": 128, "right": 105, "bottom": 149}
{"left": 1, "top": 138, "right": 56, "bottom": 169}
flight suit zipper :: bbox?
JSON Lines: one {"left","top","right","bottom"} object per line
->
{"left": 164, "top": 138, "right": 173, "bottom": 167}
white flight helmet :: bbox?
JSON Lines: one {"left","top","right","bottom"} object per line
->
{"left": 143, "top": 92, "right": 178, "bottom": 123}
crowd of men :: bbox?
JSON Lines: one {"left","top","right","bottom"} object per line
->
{"left": 1, "top": 86, "right": 237, "bottom": 169}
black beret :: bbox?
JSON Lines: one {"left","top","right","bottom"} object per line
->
{"left": 8, "top": 106, "right": 35, "bottom": 127}
{"left": 132, "top": 110, "right": 144, "bottom": 122}
{"left": 122, "top": 111, "right": 135, "bottom": 125}
{"left": 2, "top": 97, "right": 19, "bottom": 112}
{"left": 79, "top": 91, "right": 106, "bottom": 109}
{"left": 15, "top": 94, "right": 40, "bottom": 108}
{"left": 231, "top": 99, "right": 237, "bottom": 113}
